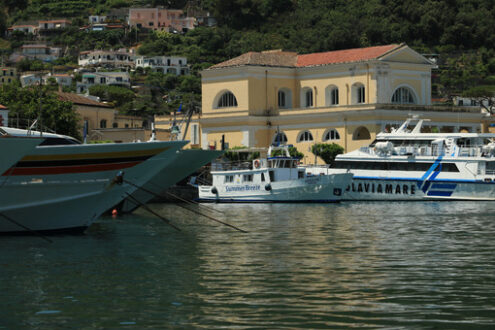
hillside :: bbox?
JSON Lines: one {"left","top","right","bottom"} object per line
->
{"left": 1, "top": 0, "right": 495, "bottom": 101}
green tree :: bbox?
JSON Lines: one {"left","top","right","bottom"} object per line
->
{"left": 311, "top": 143, "right": 344, "bottom": 166}
{"left": 270, "top": 146, "right": 304, "bottom": 160}
{"left": 0, "top": 83, "right": 81, "bottom": 139}
{"left": 88, "top": 85, "right": 135, "bottom": 108}
{"left": 463, "top": 85, "right": 495, "bottom": 114}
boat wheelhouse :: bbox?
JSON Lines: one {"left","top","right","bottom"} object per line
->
{"left": 310, "top": 117, "right": 495, "bottom": 200}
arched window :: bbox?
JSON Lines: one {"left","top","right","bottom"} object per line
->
{"left": 352, "top": 83, "right": 365, "bottom": 104}
{"left": 325, "top": 86, "right": 339, "bottom": 106}
{"left": 278, "top": 88, "right": 292, "bottom": 109}
{"left": 297, "top": 130, "right": 314, "bottom": 142}
{"left": 323, "top": 129, "right": 340, "bottom": 141}
{"left": 301, "top": 87, "right": 313, "bottom": 108}
{"left": 391, "top": 87, "right": 416, "bottom": 104}
{"left": 100, "top": 119, "right": 107, "bottom": 128}
{"left": 272, "top": 132, "right": 288, "bottom": 145}
{"left": 353, "top": 126, "right": 371, "bottom": 140}
{"left": 216, "top": 91, "right": 238, "bottom": 108}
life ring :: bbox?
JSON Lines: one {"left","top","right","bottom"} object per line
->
{"left": 254, "top": 159, "right": 261, "bottom": 169}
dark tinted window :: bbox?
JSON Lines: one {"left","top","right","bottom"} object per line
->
{"left": 334, "top": 160, "right": 459, "bottom": 172}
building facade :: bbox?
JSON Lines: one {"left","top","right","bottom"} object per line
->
{"left": 78, "top": 49, "right": 134, "bottom": 68}
{"left": 0, "top": 104, "right": 8, "bottom": 127}
{"left": 56, "top": 92, "right": 154, "bottom": 142}
{"left": 21, "top": 44, "right": 61, "bottom": 61}
{"left": 188, "top": 44, "right": 492, "bottom": 163}
{"left": 0, "top": 67, "right": 17, "bottom": 85}
{"left": 7, "top": 25, "right": 38, "bottom": 35}
{"left": 134, "top": 55, "right": 189, "bottom": 75}
{"left": 128, "top": 8, "right": 195, "bottom": 32}
{"left": 76, "top": 72, "right": 131, "bottom": 93}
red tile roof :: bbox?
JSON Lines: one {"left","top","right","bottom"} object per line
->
{"left": 209, "top": 44, "right": 404, "bottom": 70}
{"left": 209, "top": 50, "right": 298, "bottom": 69}
{"left": 296, "top": 44, "right": 400, "bottom": 67}
{"left": 0, "top": 104, "right": 7, "bottom": 110}
{"left": 57, "top": 92, "right": 111, "bottom": 108}
{"left": 39, "top": 20, "right": 71, "bottom": 24}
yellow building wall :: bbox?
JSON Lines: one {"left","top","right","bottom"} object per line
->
{"left": 75, "top": 105, "right": 115, "bottom": 133}
{"left": 201, "top": 72, "right": 249, "bottom": 115}
{"left": 198, "top": 46, "right": 491, "bottom": 162}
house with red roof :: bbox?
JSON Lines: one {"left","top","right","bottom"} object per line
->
{"left": 167, "top": 44, "right": 493, "bottom": 159}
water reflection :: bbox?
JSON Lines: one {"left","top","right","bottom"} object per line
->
{"left": 0, "top": 202, "right": 494, "bottom": 328}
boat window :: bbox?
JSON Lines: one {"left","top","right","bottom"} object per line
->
{"left": 261, "top": 173, "right": 265, "bottom": 182}
{"left": 39, "top": 137, "right": 81, "bottom": 145}
{"left": 298, "top": 171, "right": 304, "bottom": 179}
{"left": 243, "top": 174, "right": 253, "bottom": 182}
{"left": 224, "top": 175, "right": 234, "bottom": 183}
{"left": 334, "top": 160, "right": 459, "bottom": 172}
{"left": 269, "top": 171, "right": 275, "bottom": 182}
{"left": 372, "top": 139, "right": 434, "bottom": 147}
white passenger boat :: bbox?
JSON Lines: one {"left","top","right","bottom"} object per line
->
{"left": 310, "top": 117, "right": 495, "bottom": 200}
{"left": 0, "top": 127, "right": 187, "bottom": 233}
{"left": 198, "top": 146, "right": 353, "bottom": 203}
{"left": 0, "top": 136, "right": 42, "bottom": 174}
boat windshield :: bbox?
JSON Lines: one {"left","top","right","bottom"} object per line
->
{"left": 268, "top": 158, "right": 298, "bottom": 168}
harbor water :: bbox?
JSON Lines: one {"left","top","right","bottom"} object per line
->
{"left": 1, "top": 201, "right": 494, "bottom": 328}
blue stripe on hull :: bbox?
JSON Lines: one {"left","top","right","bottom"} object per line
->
{"left": 427, "top": 191, "right": 454, "bottom": 197}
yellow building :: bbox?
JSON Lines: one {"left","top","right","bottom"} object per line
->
{"left": 57, "top": 92, "right": 168, "bottom": 142}
{"left": 0, "top": 67, "right": 17, "bottom": 85}
{"left": 159, "top": 44, "right": 493, "bottom": 163}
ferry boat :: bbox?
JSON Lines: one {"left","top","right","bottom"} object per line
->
{"left": 310, "top": 117, "right": 495, "bottom": 200}
{"left": 0, "top": 126, "right": 188, "bottom": 233}
{"left": 197, "top": 146, "right": 353, "bottom": 203}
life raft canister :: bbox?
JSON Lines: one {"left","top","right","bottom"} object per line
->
{"left": 254, "top": 159, "right": 261, "bottom": 169}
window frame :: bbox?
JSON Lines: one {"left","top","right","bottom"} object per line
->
{"left": 297, "top": 130, "right": 314, "bottom": 142}
{"left": 323, "top": 129, "right": 340, "bottom": 141}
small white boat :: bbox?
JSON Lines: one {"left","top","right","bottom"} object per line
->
{"left": 0, "top": 127, "right": 188, "bottom": 234}
{"left": 308, "top": 116, "right": 495, "bottom": 201}
{"left": 198, "top": 146, "right": 353, "bottom": 203}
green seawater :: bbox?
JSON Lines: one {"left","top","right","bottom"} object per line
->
{"left": 1, "top": 201, "right": 494, "bottom": 328}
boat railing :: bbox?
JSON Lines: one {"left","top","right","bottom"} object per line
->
{"left": 211, "top": 160, "right": 253, "bottom": 171}
{"left": 362, "top": 145, "right": 485, "bottom": 158}
{"left": 458, "top": 147, "right": 482, "bottom": 157}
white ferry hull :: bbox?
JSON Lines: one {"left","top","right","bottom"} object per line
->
{"left": 198, "top": 173, "right": 352, "bottom": 203}
{"left": 0, "top": 141, "right": 187, "bottom": 233}
{"left": 344, "top": 177, "right": 495, "bottom": 201}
